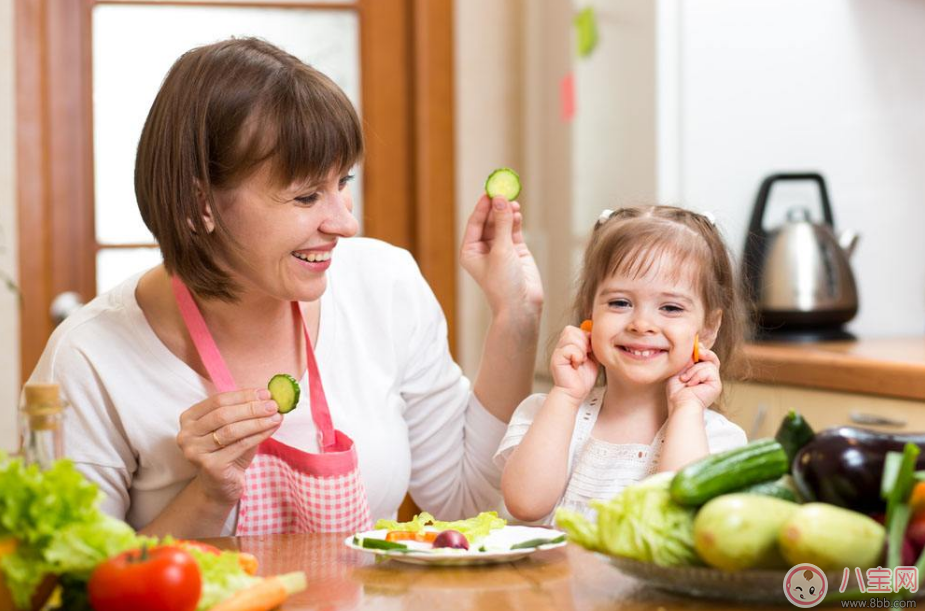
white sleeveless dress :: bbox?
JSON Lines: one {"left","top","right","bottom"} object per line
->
{"left": 494, "top": 387, "right": 747, "bottom": 524}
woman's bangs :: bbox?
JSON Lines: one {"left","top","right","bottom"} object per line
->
{"left": 268, "top": 83, "right": 364, "bottom": 188}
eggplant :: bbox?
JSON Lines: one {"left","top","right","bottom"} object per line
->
{"left": 792, "top": 426, "right": 925, "bottom": 514}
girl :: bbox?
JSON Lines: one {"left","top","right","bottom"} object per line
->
{"left": 496, "top": 206, "right": 748, "bottom": 523}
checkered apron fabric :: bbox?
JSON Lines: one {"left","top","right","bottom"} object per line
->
{"left": 172, "top": 278, "right": 372, "bottom": 535}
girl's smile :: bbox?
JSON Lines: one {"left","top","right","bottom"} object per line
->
{"left": 617, "top": 344, "right": 669, "bottom": 360}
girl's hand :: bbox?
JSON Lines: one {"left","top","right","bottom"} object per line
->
{"left": 550, "top": 325, "right": 598, "bottom": 404}
{"left": 176, "top": 389, "right": 283, "bottom": 505}
{"left": 459, "top": 195, "right": 543, "bottom": 319}
{"left": 666, "top": 343, "right": 722, "bottom": 416}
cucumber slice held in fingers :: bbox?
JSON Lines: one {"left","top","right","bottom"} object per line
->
{"left": 268, "top": 373, "right": 301, "bottom": 414}
{"left": 484, "top": 167, "right": 521, "bottom": 201}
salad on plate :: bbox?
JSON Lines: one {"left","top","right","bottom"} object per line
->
{"left": 347, "top": 512, "right": 566, "bottom": 566}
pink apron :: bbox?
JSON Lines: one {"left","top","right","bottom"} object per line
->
{"left": 172, "top": 277, "right": 372, "bottom": 535}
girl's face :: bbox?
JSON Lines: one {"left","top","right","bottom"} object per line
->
{"left": 208, "top": 164, "right": 359, "bottom": 303}
{"left": 589, "top": 254, "right": 716, "bottom": 388}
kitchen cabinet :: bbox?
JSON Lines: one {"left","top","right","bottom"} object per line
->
{"left": 727, "top": 338, "right": 925, "bottom": 439}
{"left": 725, "top": 381, "right": 925, "bottom": 441}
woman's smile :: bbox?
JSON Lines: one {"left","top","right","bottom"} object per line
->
{"left": 291, "top": 243, "right": 336, "bottom": 272}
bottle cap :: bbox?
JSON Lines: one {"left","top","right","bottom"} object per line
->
{"left": 22, "top": 384, "right": 64, "bottom": 430}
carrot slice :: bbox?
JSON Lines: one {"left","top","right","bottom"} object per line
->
{"left": 580, "top": 319, "right": 593, "bottom": 333}
{"left": 385, "top": 531, "right": 418, "bottom": 542}
{"left": 692, "top": 334, "right": 700, "bottom": 363}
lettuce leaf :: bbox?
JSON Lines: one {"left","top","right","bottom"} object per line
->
{"left": 184, "top": 546, "right": 261, "bottom": 611}
{"left": 374, "top": 511, "right": 506, "bottom": 544}
{"left": 0, "top": 456, "right": 146, "bottom": 609}
{"left": 554, "top": 508, "right": 599, "bottom": 551}
{"left": 592, "top": 472, "right": 700, "bottom": 567}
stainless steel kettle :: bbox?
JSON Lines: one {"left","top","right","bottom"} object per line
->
{"left": 741, "top": 173, "right": 860, "bottom": 341}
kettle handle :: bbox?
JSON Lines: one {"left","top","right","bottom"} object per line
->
{"left": 747, "top": 173, "right": 835, "bottom": 236}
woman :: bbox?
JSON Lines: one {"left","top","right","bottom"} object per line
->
{"left": 28, "top": 38, "right": 542, "bottom": 538}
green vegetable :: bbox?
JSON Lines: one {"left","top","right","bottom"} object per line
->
{"left": 0, "top": 456, "right": 148, "bottom": 609}
{"left": 268, "top": 374, "right": 300, "bottom": 414}
{"left": 484, "top": 168, "right": 521, "bottom": 201}
{"left": 694, "top": 494, "right": 797, "bottom": 570}
{"left": 184, "top": 546, "right": 261, "bottom": 611}
{"left": 881, "top": 444, "right": 921, "bottom": 572}
{"left": 509, "top": 535, "right": 565, "bottom": 550}
{"left": 734, "top": 476, "right": 799, "bottom": 503}
{"left": 670, "top": 439, "right": 789, "bottom": 506}
{"left": 374, "top": 511, "right": 506, "bottom": 545}
{"left": 775, "top": 409, "right": 815, "bottom": 465}
{"left": 779, "top": 503, "right": 885, "bottom": 572}
{"left": 554, "top": 508, "right": 599, "bottom": 551}
{"left": 595, "top": 472, "right": 700, "bottom": 567}
{"left": 359, "top": 538, "right": 408, "bottom": 551}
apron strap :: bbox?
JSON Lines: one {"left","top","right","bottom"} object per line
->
{"left": 292, "top": 302, "right": 336, "bottom": 451}
{"left": 171, "top": 276, "right": 237, "bottom": 393}
{"left": 170, "top": 277, "right": 337, "bottom": 451}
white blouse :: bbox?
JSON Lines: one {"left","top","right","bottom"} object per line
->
{"left": 27, "top": 237, "right": 507, "bottom": 533}
{"left": 494, "top": 387, "right": 748, "bottom": 523}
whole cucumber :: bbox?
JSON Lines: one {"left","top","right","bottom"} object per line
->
{"left": 792, "top": 427, "right": 925, "bottom": 513}
{"left": 670, "top": 439, "right": 789, "bottom": 506}
{"left": 694, "top": 493, "right": 798, "bottom": 571}
{"left": 775, "top": 409, "right": 815, "bottom": 465}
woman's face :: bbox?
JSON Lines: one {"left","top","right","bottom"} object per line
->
{"left": 210, "top": 164, "right": 359, "bottom": 303}
{"left": 589, "top": 254, "right": 709, "bottom": 388}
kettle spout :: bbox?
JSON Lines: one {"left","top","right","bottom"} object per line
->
{"left": 838, "top": 229, "right": 860, "bottom": 258}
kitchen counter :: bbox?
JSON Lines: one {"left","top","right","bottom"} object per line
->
{"left": 210, "top": 533, "right": 785, "bottom": 610}
{"left": 740, "top": 338, "right": 925, "bottom": 401}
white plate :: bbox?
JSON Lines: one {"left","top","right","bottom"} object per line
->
{"left": 345, "top": 526, "right": 567, "bottom": 566}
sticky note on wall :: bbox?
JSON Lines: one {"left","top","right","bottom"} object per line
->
{"left": 561, "top": 72, "right": 575, "bottom": 122}
{"left": 574, "top": 7, "right": 598, "bottom": 58}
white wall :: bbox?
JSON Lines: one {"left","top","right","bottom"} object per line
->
{"left": 570, "top": 0, "right": 925, "bottom": 339}
{"left": 454, "top": 0, "right": 524, "bottom": 376}
{"left": 0, "top": 0, "right": 20, "bottom": 451}
{"left": 675, "top": 0, "right": 925, "bottom": 337}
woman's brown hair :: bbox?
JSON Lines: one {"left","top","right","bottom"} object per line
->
{"left": 135, "top": 37, "right": 364, "bottom": 301}
{"left": 572, "top": 206, "right": 750, "bottom": 395}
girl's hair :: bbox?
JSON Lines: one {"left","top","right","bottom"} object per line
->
{"left": 573, "top": 206, "right": 749, "bottom": 386}
{"left": 135, "top": 37, "right": 364, "bottom": 301}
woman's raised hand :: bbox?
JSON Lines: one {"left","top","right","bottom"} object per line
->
{"left": 459, "top": 195, "right": 543, "bottom": 318}
{"left": 550, "top": 325, "right": 598, "bottom": 404}
{"left": 176, "top": 389, "right": 282, "bottom": 505}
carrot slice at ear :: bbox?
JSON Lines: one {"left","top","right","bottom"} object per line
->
{"left": 580, "top": 319, "right": 593, "bottom": 333}
{"left": 692, "top": 334, "right": 700, "bottom": 363}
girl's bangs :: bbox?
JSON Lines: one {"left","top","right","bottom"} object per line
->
{"left": 606, "top": 226, "right": 707, "bottom": 290}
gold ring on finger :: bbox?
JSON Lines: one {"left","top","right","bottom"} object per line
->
{"left": 211, "top": 431, "right": 226, "bottom": 449}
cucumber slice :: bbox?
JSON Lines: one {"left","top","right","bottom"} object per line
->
{"left": 360, "top": 538, "right": 408, "bottom": 551}
{"left": 484, "top": 167, "right": 521, "bottom": 201}
{"left": 268, "top": 373, "right": 300, "bottom": 414}
{"left": 509, "top": 535, "right": 566, "bottom": 550}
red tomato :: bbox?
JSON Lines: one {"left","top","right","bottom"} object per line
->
{"left": 88, "top": 545, "right": 201, "bottom": 611}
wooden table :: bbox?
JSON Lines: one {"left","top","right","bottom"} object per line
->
{"left": 210, "top": 534, "right": 783, "bottom": 610}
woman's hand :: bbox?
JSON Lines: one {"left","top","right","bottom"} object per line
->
{"left": 550, "top": 325, "right": 598, "bottom": 404}
{"left": 666, "top": 343, "right": 722, "bottom": 416}
{"left": 176, "top": 389, "right": 282, "bottom": 505}
{"left": 459, "top": 195, "right": 543, "bottom": 319}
